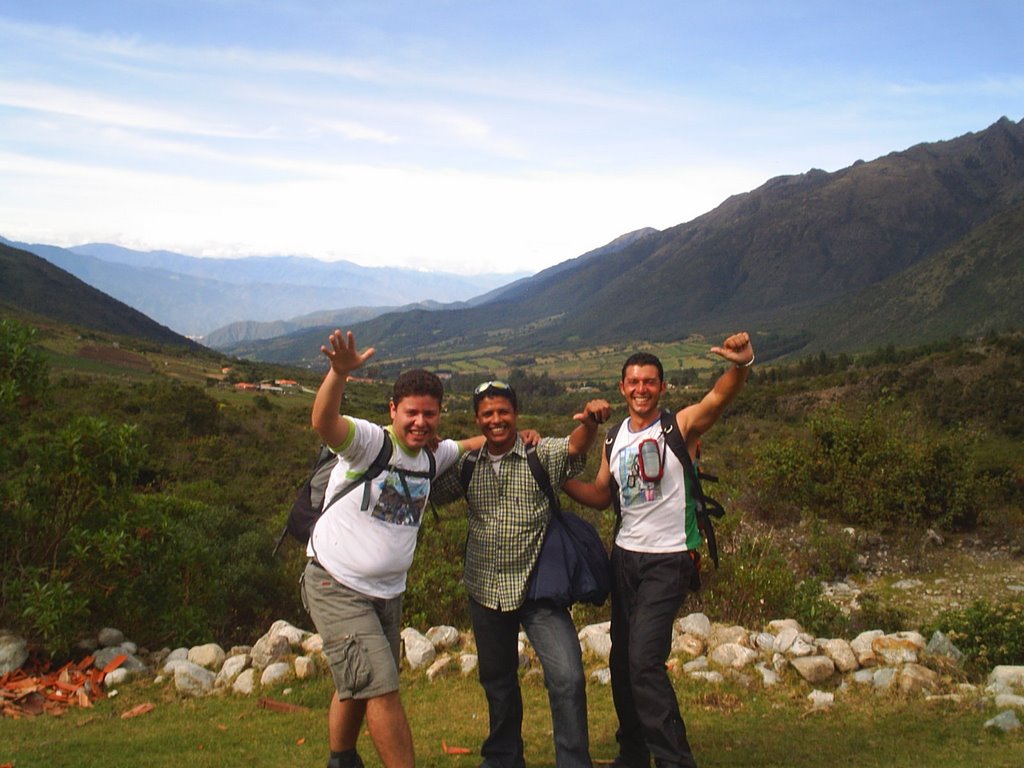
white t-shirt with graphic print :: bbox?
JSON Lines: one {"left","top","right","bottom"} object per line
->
{"left": 607, "top": 416, "right": 696, "bottom": 554}
{"left": 308, "top": 416, "right": 460, "bottom": 599}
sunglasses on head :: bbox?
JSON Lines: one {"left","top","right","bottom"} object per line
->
{"left": 474, "top": 380, "right": 512, "bottom": 395}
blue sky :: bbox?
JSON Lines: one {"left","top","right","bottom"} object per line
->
{"left": 1, "top": 1, "right": 1021, "bottom": 274}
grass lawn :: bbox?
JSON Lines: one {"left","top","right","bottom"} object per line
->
{"left": 3, "top": 670, "right": 1022, "bottom": 768}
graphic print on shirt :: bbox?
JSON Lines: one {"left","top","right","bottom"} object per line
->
{"left": 372, "top": 468, "right": 428, "bottom": 526}
{"left": 616, "top": 443, "right": 663, "bottom": 507}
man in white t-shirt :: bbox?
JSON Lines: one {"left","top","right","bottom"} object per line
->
{"left": 304, "top": 329, "right": 473, "bottom": 768}
{"left": 564, "top": 332, "right": 754, "bottom": 768}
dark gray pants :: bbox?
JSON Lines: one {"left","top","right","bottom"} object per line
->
{"left": 609, "top": 546, "right": 698, "bottom": 768}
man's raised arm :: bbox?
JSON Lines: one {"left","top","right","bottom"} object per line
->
{"left": 311, "top": 330, "right": 375, "bottom": 449}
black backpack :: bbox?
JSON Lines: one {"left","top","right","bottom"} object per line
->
{"left": 272, "top": 434, "right": 436, "bottom": 556}
{"left": 604, "top": 409, "right": 725, "bottom": 569}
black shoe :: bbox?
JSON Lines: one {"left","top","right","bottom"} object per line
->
{"left": 327, "top": 750, "right": 365, "bottom": 768}
{"left": 611, "top": 756, "right": 650, "bottom": 768}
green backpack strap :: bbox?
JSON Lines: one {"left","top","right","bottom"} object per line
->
{"left": 659, "top": 410, "right": 724, "bottom": 568}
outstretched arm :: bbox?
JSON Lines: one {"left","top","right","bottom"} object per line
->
{"left": 562, "top": 448, "right": 613, "bottom": 510}
{"left": 567, "top": 398, "right": 612, "bottom": 457}
{"left": 677, "top": 331, "right": 753, "bottom": 446}
{"left": 311, "top": 330, "right": 376, "bottom": 449}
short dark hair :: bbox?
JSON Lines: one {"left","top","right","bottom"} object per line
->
{"left": 392, "top": 369, "right": 444, "bottom": 406}
{"left": 621, "top": 352, "right": 664, "bottom": 382}
{"left": 472, "top": 381, "right": 518, "bottom": 414}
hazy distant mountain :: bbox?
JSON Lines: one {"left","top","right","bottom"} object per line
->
{"left": 1, "top": 239, "right": 527, "bottom": 338}
{"left": 0, "top": 242, "right": 195, "bottom": 347}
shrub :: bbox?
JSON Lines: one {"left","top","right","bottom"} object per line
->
{"left": 925, "top": 600, "right": 1024, "bottom": 677}
{"left": 752, "top": 405, "right": 989, "bottom": 532}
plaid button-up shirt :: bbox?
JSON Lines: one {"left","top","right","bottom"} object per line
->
{"left": 431, "top": 435, "right": 586, "bottom": 611}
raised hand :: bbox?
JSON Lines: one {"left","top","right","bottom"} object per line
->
{"left": 574, "top": 399, "right": 612, "bottom": 425}
{"left": 710, "top": 332, "right": 754, "bottom": 367}
{"left": 321, "top": 330, "right": 375, "bottom": 375}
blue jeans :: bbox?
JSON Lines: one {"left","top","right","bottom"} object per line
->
{"left": 469, "top": 596, "right": 592, "bottom": 768}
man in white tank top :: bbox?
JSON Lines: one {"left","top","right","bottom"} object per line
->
{"left": 564, "top": 332, "right": 754, "bottom": 768}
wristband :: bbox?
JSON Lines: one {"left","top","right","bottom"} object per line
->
{"left": 736, "top": 354, "right": 755, "bottom": 368}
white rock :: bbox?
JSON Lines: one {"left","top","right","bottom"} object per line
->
{"left": 897, "top": 663, "right": 940, "bottom": 695}
{"left": 807, "top": 690, "right": 834, "bottom": 709}
{"left": 267, "top": 620, "right": 308, "bottom": 648}
{"left": 872, "top": 667, "right": 897, "bottom": 690}
{"left": 821, "top": 639, "right": 859, "bottom": 673}
{"left": 188, "top": 643, "right": 226, "bottom": 671}
{"left": 97, "top": 627, "right": 125, "bottom": 648}
{"left": 710, "top": 624, "right": 749, "bottom": 649}
{"left": 301, "top": 634, "right": 324, "bottom": 655}
{"left": 790, "top": 656, "right": 835, "bottom": 684}
{"left": 677, "top": 613, "right": 711, "bottom": 639}
{"left": 294, "top": 656, "right": 319, "bottom": 680}
{"left": 774, "top": 627, "right": 799, "bottom": 654}
{"left": 984, "top": 710, "right": 1021, "bottom": 732}
{"left": 872, "top": 635, "right": 919, "bottom": 665}
{"left": 788, "top": 638, "right": 816, "bottom": 658}
{"left": 166, "top": 647, "right": 189, "bottom": 663}
{"left": 426, "top": 654, "right": 453, "bottom": 681}
{"left": 581, "top": 631, "right": 612, "bottom": 661}
{"left": 260, "top": 662, "right": 291, "bottom": 687}
{"left": 767, "top": 619, "right": 803, "bottom": 634}
{"left": 850, "top": 630, "right": 883, "bottom": 667}
{"left": 174, "top": 662, "right": 216, "bottom": 697}
{"left": 683, "top": 656, "right": 709, "bottom": 673}
{"left": 401, "top": 627, "right": 436, "bottom": 670}
{"left": 162, "top": 659, "right": 190, "bottom": 676}
{"left": 460, "top": 654, "right": 479, "bottom": 676}
{"left": 232, "top": 668, "right": 257, "bottom": 695}
{"left": 590, "top": 668, "right": 612, "bottom": 685}
{"left": 251, "top": 634, "right": 291, "bottom": 669}
{"left": 215, "top": 654, "right": 249, "bottom": 687}
{"left": 689, "top": 670, "right": 724, "bottom": 684}
{"left": 851, "top": 669, "right": 875, "bottom": 685}
{"left": 0, "top": 631, "right": 29, "bottom": 675}
{"left": 755, "top": 663, "right": 780, "bottom": 687}
{"left": 104, "top": 668, "right": 131, "bottom": 686}
{"left": 753, "top": 632, "right": 776, "bottom": 652}
{"left": 989, "top": 666, "right": 1024, "bottom": 690}
{"left": 426, "top": 626, "right": 461, "bottom": 650}
{"left": 674, "top": 632, "right": 706, "bottom": 658}
{"left": 994, "top": 694, "right": 1024, "bottom": 710}
{"left": 710, "top": 642, "right": 758, "bottom": 670}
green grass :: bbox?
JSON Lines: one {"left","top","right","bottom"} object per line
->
{"left": 3, "top": 670, "right": 1021, "bottom": 767}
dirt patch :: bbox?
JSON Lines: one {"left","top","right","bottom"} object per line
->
{"left": 77, "top": 345, "right": 152, "bottom": 372}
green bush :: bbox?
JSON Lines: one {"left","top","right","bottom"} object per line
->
{"left": 849, "top": 591, "right": 909, "bottom": 635}
{"left": 926, "top": 600, "right": 1024, "bottom": 676}
{"left": 753, "top": 405, "right": 989, "bottom": 532}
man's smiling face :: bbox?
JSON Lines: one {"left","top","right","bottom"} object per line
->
{"left": 474, "top": 395, "right": 519, "bottom": 454}
{"left": 620, "top": 364, "right": 666, "bottom": 421}
{"left": 389, "top": 394, "right": 441, "bottom": 450}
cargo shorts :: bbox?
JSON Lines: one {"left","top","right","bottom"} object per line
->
{"left": 300, "top": 560, "right": 403, "bottom": 700}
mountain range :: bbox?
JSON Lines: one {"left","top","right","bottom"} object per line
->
{"left": 249, "top": 116, "right": 1023, "bottom": 364}
{"left": 3, "top": 117, "right": 1022, "bottom": 366}
{"left": 0, "top": 238, "right": 527, "bottom": 339}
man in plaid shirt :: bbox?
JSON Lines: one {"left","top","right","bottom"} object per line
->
{"left": 431, "top": 381, "right": 611, "bottom": 768}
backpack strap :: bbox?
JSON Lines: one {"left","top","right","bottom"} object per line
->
{"left": 459, "top": 445, "right": 560, "bottom": 518}
{"left": 524, "top": 445, "right": 561, "bottom": 517}
{"left": 459, "top": 448, "right": 482, "bottom": 493}
{"left": 658, "top": 410, "right": 724, "bottom": 568}
{"left": 327, "top": 431, "right": 393, "bottom": 513}
{"left": 603, "top": 421, "right": 624, "bottom": 534}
